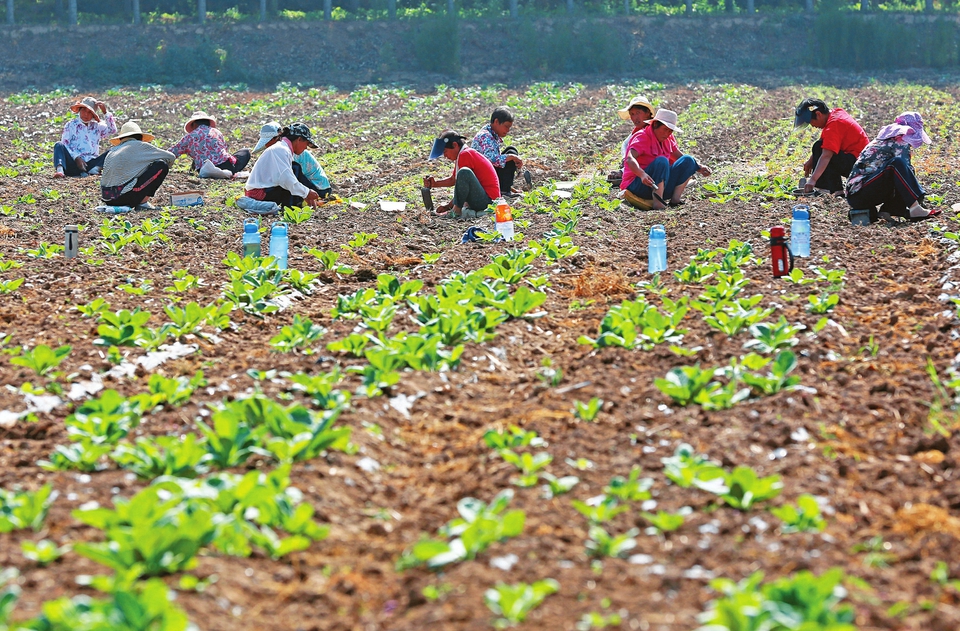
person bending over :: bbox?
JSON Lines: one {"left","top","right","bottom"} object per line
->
{"left": 53, "top": 96, "right": 116, "bottom": 178}
{"left": 100, "top": 122, "right": 175, "bottom": 209}
{"left": 424, "top": 130, "right": 500, "bottom": 219}
{"left": 244, "top": 123, "right": 321, "bottom": 209}
{"left": 621, "top": 109, "right": 711, "bottom": 209}
{"left": 794, "top": 98, "right": 868, "bottom": 195}
{"left": 845, "top": 111, "right": 940, "bottom": 223}
{"left": 471, "top": 107, "right": 527, "bottom": 196}
{"left": 254, "top": 121, "right": 332, "bottom": 198}
{"left": 168, "top": 111, "right": 250, "bottom": 178}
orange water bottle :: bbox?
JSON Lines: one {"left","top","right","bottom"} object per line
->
{"left": 495, "top": 200, "right": 514, "bottom": 241}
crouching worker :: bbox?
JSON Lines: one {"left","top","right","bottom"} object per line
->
{"left": 845, "top": 112, "right": 940, "bottom": 223}
{"left": 54, "top": 96, "right": 117, "bottom": 178}
{"left": 253, "top": 121, "right": 332, "bottom": 198}
{"left": 608, "top": 95, "right": 656, "bottom": 185}
{"left": 424, "top": 130, "right": 500, "bottom": 219}
{"left": 169, "top": 111, "right": 250, "bottom": 178}
{"left": 794, "top": 98, "right": 868, "bottom": 195}
{"left": 240, "top": 123, "right": 321, "bottom": 214}
{"left": 471, "top": 107, "right": 528, "bottom": 196}
{"left": 100, "top": 122, "right": 175, "bottom": 209}
{"left": 621, "top": 109, "right": 710, "bottom": 210}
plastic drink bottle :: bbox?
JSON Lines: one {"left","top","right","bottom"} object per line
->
{"left": 269, "top": 222, "right": 289, "bottom": 270}
{"left": 648, "top": 224, "right": 667, "bottom": 273}
{"left": 65, "top": 225, "right": 78, "bottom": 259}
{"left": 243, "top": 218, "right": 261, "bottom": 258}
{"left": 769, "top": 226, "right": 793, "bottom": 278}
{"left": 495, "top": 200, "right": 514, "bottom": 241}
{"left": 790, "top": 204, "right": 811, "bottom": 258}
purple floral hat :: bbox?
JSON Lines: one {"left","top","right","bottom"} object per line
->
{"left": 875, "top": 111, "right": 932, "bottom": 148}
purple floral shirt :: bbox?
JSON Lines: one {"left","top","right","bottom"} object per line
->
{"left": 845, "top": 137, "right": 912, "bottom": 197}
{"left": 471, "top": 124, "right": 506, "bottom": 168}
{"left": 168, "top": 125, "right": 233, "bottom": 170}
{"left": 60, "top": 112, "right": 117, "bottom": 161}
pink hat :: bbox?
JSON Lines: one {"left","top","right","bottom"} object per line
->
{"left": 875, "top": 111, "right": 932, "bottom": 148}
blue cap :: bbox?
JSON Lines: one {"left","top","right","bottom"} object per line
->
{"left": 271, "top": 222, "right": 288, "bottom": 236}
{"left": 429, "top": 131, "right": 466, "bottom": 160}
{"left": 244, "top": 220, "right": 258, "bottom": 233}
{"left": 792, "top": 207, "right": 810, "bottom": 220}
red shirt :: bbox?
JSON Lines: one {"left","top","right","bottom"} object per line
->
{"left": 821, "top": 109, "right": 869, "bottom": 157}
{"left": 454, "top": 147, "right": 500, "bottom": 200}
{"left": 620, "top": 125, "right": 679, "bottom": 190}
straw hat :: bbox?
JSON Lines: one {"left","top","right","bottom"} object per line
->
{"left": 617, "top": 95, "right": 655, "bottom": 121}
{"left": 651, "top": 109, "right": 682, "bottom": 133}
{"left": 110, "top": 121, "right": 155, "bottom": 145}
{"left": 70, "top": 97, "right": 101, "bottom": 123}
{"left": 185, "top": 111, "right": 217, "bottom": 134}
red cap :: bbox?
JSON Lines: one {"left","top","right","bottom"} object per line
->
{"left": 770, "top": 226, "right": 785, "bottom": 237}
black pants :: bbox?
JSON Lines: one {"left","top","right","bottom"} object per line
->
{"left": 846, "top": 156, "right": 924, "bottom": 221}
{"left": 101, "top": 160, "right": 170, "bottom": 207}
{"left": 215, "top": 149, "right": 251, "bottom": 174}
{"left": 494, "top": 146, "right": 519, "bottom": 192}
{"left": 293, "top": 162, "right": 331, "bottom": 198}
{"left": 810, "top": 139, "right": 858, "bottom": 193}
{"left": 54, "top": 142, "right": 107, "bottom": 176}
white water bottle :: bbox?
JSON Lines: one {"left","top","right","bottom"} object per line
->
{"left": 648, "top": 225, "right": 667, "bottom": 273}
{"left": 791, "top": 205, "right": 810, "bottom": 258}
{"left": 269, "top": 222, "right": 288, "bottom": 270}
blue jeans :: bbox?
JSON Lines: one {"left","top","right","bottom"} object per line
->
{"left": 627, "top": 155, "right": 699, "bottom": 200}
{"left": 54, "top": 142, "right": 106, "bottom": 177}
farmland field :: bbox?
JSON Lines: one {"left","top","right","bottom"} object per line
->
{"left": 1, "top": 80, "right": 960, "bottom": 630}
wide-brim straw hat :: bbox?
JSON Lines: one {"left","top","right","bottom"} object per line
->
{"left": 110, "top": 121, "right": 154, "bottom": 145}
{"left": 617, "top": 95, "right": 655, "bottom": 121}
{"left": 70, "top": 97, "right": 100, "bottom": 123}
{"left": 185, "top": 111, "right": 217, "bottom": 134}
{"left": 652, "top": 109, "right": 682, "bottom": 133}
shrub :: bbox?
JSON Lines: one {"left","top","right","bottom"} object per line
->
{"left": 413, "top": 16, "right": 461, "bottom": 74}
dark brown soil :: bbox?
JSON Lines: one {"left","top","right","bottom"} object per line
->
{"left": 1, "top": 84, "right": 960, "bottom": 631}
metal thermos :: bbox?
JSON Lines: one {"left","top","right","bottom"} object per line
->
{"left": 65, "top": 225, "right": 78, "bottom": 259}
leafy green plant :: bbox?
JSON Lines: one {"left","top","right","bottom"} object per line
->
{"left": 164, "top": 268, "right": 204, "bottom": 292}
{"left": 483, "top": 426, "right": 544, "bottom": 450}
{"left": 133, "top": 371, "right": 206, "bottom": 410}
{"left": 484, "top": 579, "right": 560, "bottom": 627}
{"left": 95, "top": 309, "right": 163, "bottom": 349}
{"left": 572, "top": 397, "right": 603, "bottom": 422}
{"left": 283, "top": 205, "right": 313, "bottom": 224}
{"left": 270, "top": 314, "right": 327, "bottom": 353}
{"left": 23, "top": 242, "right": 64, "bottom": 258}
{"left": 9, "top": 344, "right": 71, "bottom": 377}
{"left": 0, "top": 278, "right": 24, "bottom": 294}
{"left": 661, "top": 444, "right": 728, "bottom": 493}
{"left": 572, "top": 497, "right": 628, "bottom": 524}
{"left": 64, "top": 390, "right": 141, "bottom": 446}
{"left": 347, "top": 231, "right": 378, "bottom": 249}
{"left": 163, "top": 301, "right": 232, "bottom": 337}
{"left": 740, "top": 351, "right": 801, "bottom": 395}
{"left": 603, "top": 466, "right": 653, "bottom": 502}
{"left": 75, "top": 298, "right": 110, "bottom": 317}
{"left": 578, "top": 299, "right": 688, "bottom": 350}
{"left": 808, "top": 292, "right": 840, "bottom": 314}
{"left": 585, "top": 525, "right": 638, "bottom": 558}
{"left": 705, "top": 304, "right": 773, "bottom": 337}
{"left": 0, "top": 484, "right": 56, "bottom": 532}
{"left": 21, "top": 539, "right": 70, "bottom": 566}
{"left": 398, "top": 490, "right": 525, "bottom": 570}
{"left": 744, "top": 317, "right": 804, "bottom": 353}
{"left": 308, "top": 248, "right": 353, "bottom": 273}
{"left": 540, "top": 473, "right": 579, "bottom": 499}
{"left": 497, "top": 286, "right": 547, "bottom": 318}
{"left": 770, "top": 494, "right": 826, "bottom": 533}
{"left": 110, "top": 434, "right": 210, "bottom": 479}
{"left": 721, "top": 466, "right": 783, "bottom": 510}
{"left": 38, "top": 442, "right": 114, "bottom": 472}
{"left": 640, "top": 510, "right": 686, "bottom": 533}
{"left": 696, "top": 569, "right": 856, "bottom": 631}
{"left": 195, "top": 406, "right": 268, "bottom": 469}
{"left": 377, "top": 273, "right": 423, "bottom": 300}
{"left": 498, "top": 450, "right": 553, "bottom": 487}
{"left": 482, "top": 253, "right": 534, "bottom": 284}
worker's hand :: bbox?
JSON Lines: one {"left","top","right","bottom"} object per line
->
{"left": 803, "top": 179, "right": 816, "bottom": 194}
{"left": 509, "top": 155, "right": 523, "bottom": 169}
{"left": 436, "top": 202, "right": 453, "bottom": 214}
{"left": 75, "top": 157, "right": 87, "bottom": 172}
{"left": 639, "top": 172, "right": 655, "bottom": 187}
{"left": 802, "top": 159, "right": 812, "bottom": 176}
{"left": 305, "top": 190, "right": 321, "bottom": 208}
{"left": 423, "top": 176, "right": 435, "bottom": 188}
{"left": 697, "top": 165, "right": 712, "bottom": 177}
{"left": 95, "top": 100, "right": 107, "bottom": 113}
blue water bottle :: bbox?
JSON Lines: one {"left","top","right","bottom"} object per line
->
{"left": 648, "top": 224, "right": 667, "bottom": 273}
{"left": 791, "top": 205, "right": 810, "bottom": 258}
{"left": 242, "top": 218, "right": 260, "bottom": 258}
{"left": 269, "top": 222, "right": 289, "bottom": 270}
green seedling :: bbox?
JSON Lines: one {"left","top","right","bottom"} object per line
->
{"left": 64, "top": 390, "right": 141, "bottom": 446}
{"left": 285, "top": 269, "right": 321, "bottom": 294}
{"left": 603, "top": 466, "right": 653, "bottom": 502}
{"left": 536, "top": 357, "right": 563, "bottom": 387}
{"left": 377, "top": 273, "right": 423, "bottom": 300}
{"left": 346, "top": 231, "right": 378, "bottom": 249}
{"left": 110, "top": 434, "right": 211, "bottom": 479}
{"left": 572, "top": 498, "right": 627, "bottom": 524}
{"left": 0, "top": 484, "right": 56, "bottom": 532}
{"left": 930, "top": 561, "right": 960, "bottom": 591}
{"left": 483, "top": 426, "right": 544, "bottom": 450}
{"left": 422, "top": 252, "right": 442, "bottom": 264}
{"left": 661, "top": 444, "right": 728, "bottom": 494}
{"left": 270, "top": 314, "right": 327, "bottom": 353}
{"left": 38, "top": 442, "right": 113, "bottom": 472}
{"left": 23, "top": 242, "right": 64, "bottom": 258}
{"left": 283, "top": 205, "right": 313, "bottom": 224}
{"left": 740, "top": 351, "right": 801, "bottom": 395}
{"left": 640, "top": 510, "right": 686, "bottom": 533}
{"left": 398, "top": 490, "right": 525, "bottom": 570}
{"left": 75, "top": 298, "right": 110, "bottom": 317}
{"left": 499, "top": 450, "right": 553, "bottom": 487}
{"left": 585, "top": 525, "right": 638, "bottom": 558}
{"left": 697, "top": 569, "right": 856, "bottom": 631}
{"left": 497, "top": 286, "right": 547, "bottom": 318}
{"left": 308, "top": 248, "right": 352, "bottom": 272}
{"left": 770, "top": 494, "right": 826, "bottom": 533}
{"left": 572, "top": 397, "right": 603, "bottom": 422}
{"left": 482, "top": 254, "right": 533, "bottom": 285}
{"left": 540, "top": 473, "right": 579, "bottom": 499}
{"left": 744, "top": 317, "right": 803, "bottom": 353}
{"left": 21, "top": 539, "right": 70, "bottom": 566}
{"left": 785, "top": 268, "right": 816, "bottom": 285}
{"left": 484, "top": 579, "right": 560, "bottom": 627}
{"left": 808, "top": 292, "right": 840, "bottom": 314}
{"left": 0, "top": 278, "right": 24, "bottom": 294}
{"left": 705, "top": 304, "right": 774, "bottom": 337}
{"left": 133, "top": 371, "right": 206, "bottom": 410}
{"left": 721, "top": 466, "right": 783, "bottom": 510}
{"left": 10, "top": 344, "right": 71, "bottom": 377}
{"left": 0, "top": 255, "right": 23, "bottom": 272}
{"left": 164, "top": 268, "right": 204, "bottom": 292}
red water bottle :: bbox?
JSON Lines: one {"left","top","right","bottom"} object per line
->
{"left": 769, "top": 226, "right": 794, "bottom": 278}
